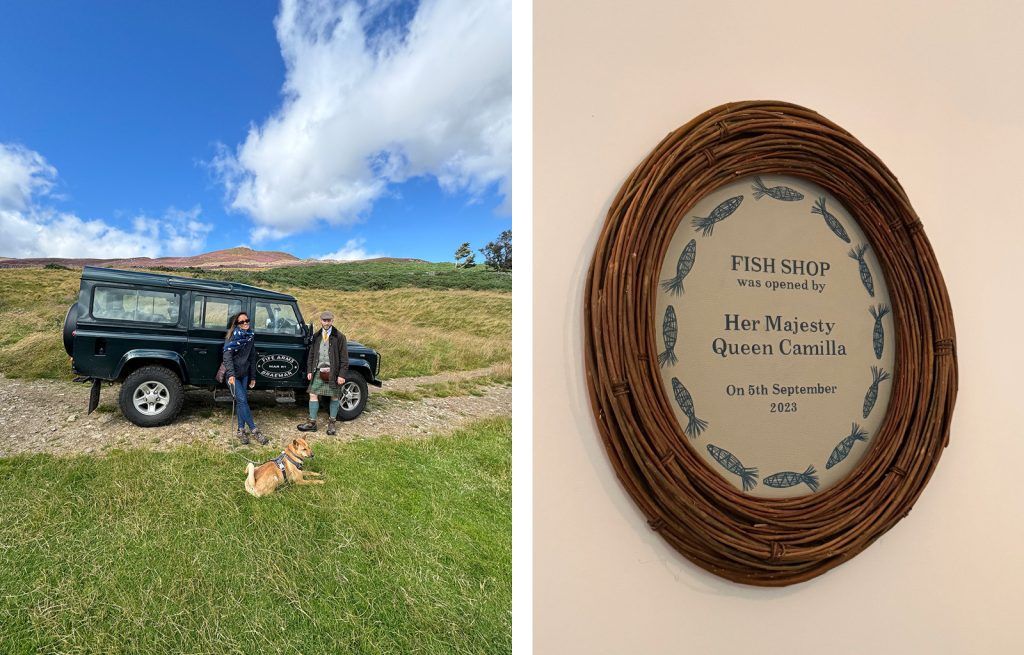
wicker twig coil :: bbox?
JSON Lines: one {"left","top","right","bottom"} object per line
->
{"left": 583, "top": 100, "right": 957, "bottom": 586}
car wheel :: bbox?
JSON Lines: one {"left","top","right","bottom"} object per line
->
{"left": 336, "top": 370, "right": 368, "bottom": 421}
{"left": 119, "top": 365, "right": 184, "bottom": 427}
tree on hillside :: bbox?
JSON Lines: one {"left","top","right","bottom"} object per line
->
{"left": 479, "top": 230, "right": 511, "bottom": 271}
{"left": 454, "top": 242, "right": 476, "bottom": 268}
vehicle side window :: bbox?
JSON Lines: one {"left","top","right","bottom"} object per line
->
{"left": 191, "top": 295, "right": 243, "bottom": 330}
{"left": 93, "top": 287, "right": 180, "bottom": 324}
{"left": 253, "top": 301, "right": 301, "bottom": 335}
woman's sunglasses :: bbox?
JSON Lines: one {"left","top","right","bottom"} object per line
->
{"left": 237, "top": 319, "right": 250, "bottom": 325}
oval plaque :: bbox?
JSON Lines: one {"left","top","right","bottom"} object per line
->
{"left": 584, "top": 101, "right": 957, "bottom": 586}
{"left": 656, "top": 175, "right": 895, "bottom": 498}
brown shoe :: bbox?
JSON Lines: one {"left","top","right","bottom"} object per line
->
{"left": 251, "top": 428, "right": 269, "bottom": 445}
{"left": 236, "top": 428, "right": 250, "bottom": 445}
{"left": 326, "top": 418, "right": 337, "bottom": 436}
{"left": 297, "top": 419, "right": 318, "bottom": 432}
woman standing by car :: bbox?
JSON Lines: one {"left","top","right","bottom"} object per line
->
{"left": 223, "top": 312, "right": 269, "bottom": 445}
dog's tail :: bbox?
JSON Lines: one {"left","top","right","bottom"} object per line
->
{"left": 244, "top": 462, "right": 257, "bottom": 496}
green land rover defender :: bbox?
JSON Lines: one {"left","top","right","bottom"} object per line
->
{"left": 63, "top": 266, "right": 382, "bottom": 427}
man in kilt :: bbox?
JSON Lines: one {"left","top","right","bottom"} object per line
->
{"left": 297, "top": 310, "right": 349, "bottom": 435}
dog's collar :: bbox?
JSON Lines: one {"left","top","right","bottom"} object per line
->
{"left": 284, "top": 452, "right": 305, "bottom": 470}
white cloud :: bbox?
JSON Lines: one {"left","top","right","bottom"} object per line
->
{"left": 0, "top": 143, "right": 212, "bottom": 259}
{"left": 214, "top": 0, "right": 511, "bottom": 234}
{"left": 316, "top": 237, "right": 386, "bottom": 261}
{"left": 133, "top": 206, "right": 213, "bottom": 256}
{"left": 250, "top": 225, "right": 292, "bottom": 244}
{"left": 0, "top": 143, "right": 57, "bottom": 211}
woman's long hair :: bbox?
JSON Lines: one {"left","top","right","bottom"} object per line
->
{"left": 225, "top": 312, "right": 249, "bottom": 342}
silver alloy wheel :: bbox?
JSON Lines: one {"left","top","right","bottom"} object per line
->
{"left": 340, "top": 380, "right": 362, "bottom": 411}
{"left": 133, "top": 381, "right": 170, "bottom": 415}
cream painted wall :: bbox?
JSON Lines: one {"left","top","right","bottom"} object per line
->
{"left": 533, "top": 1, "right": 1024, "bottom": 653}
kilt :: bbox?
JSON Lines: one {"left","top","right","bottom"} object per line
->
{"left": 308, "top": 373, "right": 343, "bottom": 398}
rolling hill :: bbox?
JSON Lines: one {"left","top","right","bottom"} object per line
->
{"left": 0, "top": 246, "right": 432, "bottom": 270}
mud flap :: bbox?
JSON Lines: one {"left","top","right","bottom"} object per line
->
{"left": 87, "top": 379, "right": 101, "bottom": 414}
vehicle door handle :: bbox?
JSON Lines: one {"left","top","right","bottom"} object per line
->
{"left": 193, "top": 347, "right": 208, "bottom": 354}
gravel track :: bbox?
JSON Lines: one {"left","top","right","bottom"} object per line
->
{"left": 0, "top": 370, "right": 511, "bottom": 457}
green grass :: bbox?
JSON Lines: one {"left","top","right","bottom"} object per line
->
{"left": 379, "top": 372, "right": 513, "bottom": 401}
{"left": 159, "top": 261, "right": 512, "bottom": 292}
{"left": 0, "top": 267, "right": 511, "bottom": 381}
{"left": 292, "top": 288, "right": 511, "bottom": 379}
{"left": 0, "top": 268, "right": 79, "bottom": 379}
{"left": 0, "top": 417, "right": 511, "bottom": 654}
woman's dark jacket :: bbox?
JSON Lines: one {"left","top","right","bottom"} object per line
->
{"left": 307, "top": 329, "right": 349, "bottom": 380}
{"left": 223, "top": 338, "right": 257, "bottom": 381}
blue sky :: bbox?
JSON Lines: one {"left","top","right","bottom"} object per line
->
{"left": 0, "top": 0, "right": 511, "bottom": 262}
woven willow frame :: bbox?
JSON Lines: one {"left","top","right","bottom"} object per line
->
{"left": 584, "top": 100, "right": 957, "bottom": 586}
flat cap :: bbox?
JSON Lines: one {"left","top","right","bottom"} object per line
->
{"left": 320, "top": 310, "right": 334, "bottom": 320}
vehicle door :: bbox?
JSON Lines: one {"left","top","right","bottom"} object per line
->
{"left": 187, "top": 293, "right": 247, "bottom": 385}
{"left": 250, "top": 299, "right": 307, "bottom": 388}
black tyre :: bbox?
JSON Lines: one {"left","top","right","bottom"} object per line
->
{"left": 336, "top": 370, "right": 368, "bottom": 421}
{"left": 119, "top": 365, "right": 185, "bottom": 427}
{"left": 63, "top": 302, "right": 79, "bottom": 356}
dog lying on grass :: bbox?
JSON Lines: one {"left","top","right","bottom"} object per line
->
{"left": 244, "top": 437, "right": 324, "bottom": 497}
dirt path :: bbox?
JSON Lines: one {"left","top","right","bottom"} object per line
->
{"left": 0, "top": 370, "right": 511, "bottom": 457}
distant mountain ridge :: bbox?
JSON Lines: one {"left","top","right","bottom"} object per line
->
{"left": 0, "top": 247, "right": 429, "bottom": 269}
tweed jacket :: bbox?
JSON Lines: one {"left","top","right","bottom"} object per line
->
{"left": 307, "top": 328, "right": 349, "bottom": 380}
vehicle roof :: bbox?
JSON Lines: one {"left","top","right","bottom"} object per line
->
{"left": 82, "top": 266, "right": 296, "bottom": 302}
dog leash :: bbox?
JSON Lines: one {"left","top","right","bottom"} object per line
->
{"left": 228, "top": 379, "right": 237, "bottom": 436}
{"left": 231, "top": 451, "right": 259, "bottom": 465}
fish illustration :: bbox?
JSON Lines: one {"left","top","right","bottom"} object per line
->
{"left": 826, "top": 423, "right": 869, "bottom": 469}
{"left": 671, "top": 377, "right": 708, "bottom": 438}
{"left": 751, "top": 176, "right": 804, "bottom": 202}
{"left": 660, "top": 239, "right": 697, "bottom": 295}
{"left": 706, "top": 444, "right": 758, "bottom": 492}
{"left": 763, "top": 465, "right": 819, "bottom": 492}
{"left": 658, "top": 305, "right": 678, "bottom": 367}
{"left": 692, "top": 195, "right": 743, "bottom": 237}
{"left": 862, "top": 366, "right": 891, "bottom": 419}
{"left": 849, "top": 243, "right": 875, "bottom": 297}
{"left": 869, "top": 304, "right": 890, "bottom": 360}
{"left": 810, "top": 197, "right": 851, "bottom": 243}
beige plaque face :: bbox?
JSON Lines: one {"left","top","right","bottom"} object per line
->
{"left": 655, "top": 174, "right": 895, "bottom": 498}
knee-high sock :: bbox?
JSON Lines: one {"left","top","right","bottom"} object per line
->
{"left": 330, "top": 398, "right": 340, "bottom": 419}
{"left": 309, "top": 399, "right": 319, "bottom": 420}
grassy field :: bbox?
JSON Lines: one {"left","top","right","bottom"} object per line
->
{"left": 0, "top": 266, "right": 511, "bottom": 380}
{"left": 0, "top": 417, "right": 511, "bottom": 654}
{"left": 0, "top": 268, "right": 80, "bottom": 380}
{"left": 378, "top": 369, "right": 513, "bottom": 401}
{"left": 157, "top": 260, "right": 512, "bottom": 292}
